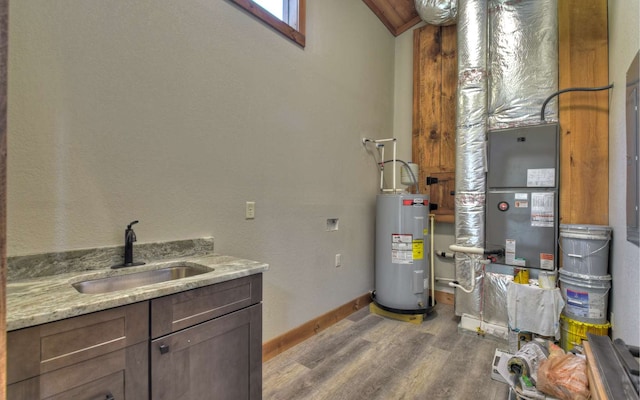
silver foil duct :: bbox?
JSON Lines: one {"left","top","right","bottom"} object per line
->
{"left": 488, "top": 0, "right": 558, "bottom": 128}
{"left": 453, "top": 0, "right": 559, "bottom": 326}
{"left": 415, "top": 0, "right": 458, "bottom": 26}
{"left": 454, "top": 0, "right": 487, "bottom": 318}
{"left": 483, "top": 272, "right": 512, "bottom": 326}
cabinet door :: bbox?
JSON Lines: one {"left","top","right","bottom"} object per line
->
{"left": 412, "top": 24, "right": 457, "bottom": 222}
{"left": 151, "top": 303, "right": 262, "bottom": 400}
{"left": 7, "top": 341, "right": 148, "bottom": 400}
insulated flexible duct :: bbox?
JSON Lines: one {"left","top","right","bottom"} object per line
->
{"left": 454, "top": 0, "right": 487, "bottom": 317}
{"left": 488, "top": 0, "right": 558, "bottom": 128}
{"left": 415, "top": 0, "right": 458, "bottom": 26}
{"left": 453, "top": 0, "right": 559, "bottom": 321}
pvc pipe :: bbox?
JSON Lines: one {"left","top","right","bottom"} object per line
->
{"left": 392, "top": 139, "right": 397, "bottom": 191}
{"left": 447, "top": 258, "right": 489, "bottom": 294}
{"left": 449, "top": 244, "right": 485, "bottom": 255}
{"left": 448, "top": 244, "right": 481, "bottom": 292}
{"left": 430, "top": 214, "right": 435, "bottom": 307}
{"left": 363, "top": 138, "right": 399, "bottom": 193}
{"left": 370, "top": 138, "right": 397, "bottom": 143}
{"left": 448, "top": 266, "right": 475, "bottom": 293}
{"left": 435, "top": 250, "right": 455, "bottom": 258}
{"left": 380, "top": 145, "right": 385, "bottom": 191}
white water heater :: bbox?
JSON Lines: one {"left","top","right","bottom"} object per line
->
{"left": 374, "top": 193, "right": 432, "bottom": 313}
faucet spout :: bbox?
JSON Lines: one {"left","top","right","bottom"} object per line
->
{"left": 113, "top": 220, "right": 145, "bottom": 269}
{"left": 124, "top": 222, "right": 137, "bottom": 264}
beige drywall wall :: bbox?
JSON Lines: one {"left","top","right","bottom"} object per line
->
{"left": 608, "top": 0, "right": 640, "bottom": 346}
{"left": 7, "top": 0, "right": 395, "bottom": 341}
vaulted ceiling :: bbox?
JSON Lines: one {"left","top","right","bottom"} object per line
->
{"left": 362, "top": 0, "right": 424, "bottom": 36}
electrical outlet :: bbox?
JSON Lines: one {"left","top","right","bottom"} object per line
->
{"left": 335, "top": 254, "right": 342, "bottom": 268}
{"left": 245, "top": 201, "right": 255, "bottom": 219}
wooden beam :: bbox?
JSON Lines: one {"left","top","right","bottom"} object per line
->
{"left": 413, "top": 25, "right": 443, "bottom": 173}
{"left": 362, "top": 0, "right": 422, "bottom": 36}
{"left": 558, "top": 0, "right": 609, "bottom": 225}
{"left": 440, "top": 25, "right": 457, "bottom": 172}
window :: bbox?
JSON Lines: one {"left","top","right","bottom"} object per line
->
{"left": 230, "top": 0, "right": 306, "bottom": 47}
{"left": 254, "top": 0, "right": 283, "bottom": 20}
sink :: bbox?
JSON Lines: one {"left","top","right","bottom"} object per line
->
{"left": 72, "top": 264, "right": 212, "bottom": 294}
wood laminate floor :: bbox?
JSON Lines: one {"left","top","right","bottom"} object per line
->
{"left": 263, "top": 303, "right": 511, "bottom": 400}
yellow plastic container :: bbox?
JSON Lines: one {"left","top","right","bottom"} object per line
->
{"left": 513, "top": 269, "right": 529, "bottom": 284}
{"left": 560, "top": 314, "right": 610, "bottom": 352}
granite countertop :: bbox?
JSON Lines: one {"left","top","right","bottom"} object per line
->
{"left": 7, "top": 253, "right": 268, "bottom": 331}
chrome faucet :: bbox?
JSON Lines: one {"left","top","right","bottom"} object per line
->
{"left": 113, "top": 220, "right": 145, "bottom": 268}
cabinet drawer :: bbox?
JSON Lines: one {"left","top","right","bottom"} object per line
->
{"left": 7, "top": 341, "right": 148, "bottom": 400}
{"left": 7, "top": 301, "right": 148, "bottom": 384}
{"left": 151, "top": 273, "right": 262, "bottom": 338}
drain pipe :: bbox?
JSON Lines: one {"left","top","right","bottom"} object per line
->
{"left": 430, "top": 214, "right": 436, "bottom": 306}
{"left": 447, "top": 245, "right": 493, "bottom": 293}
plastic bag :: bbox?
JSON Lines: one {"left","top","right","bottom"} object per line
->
{"left": 507, "top": 341, "right": 549, "bottom": 385}
{"left": 536, "top": 343, "right": 589, "bottom": 400}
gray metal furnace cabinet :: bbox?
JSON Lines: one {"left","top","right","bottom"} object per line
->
{"left": 485, "top": 124, "right": 559, "bottom": 270}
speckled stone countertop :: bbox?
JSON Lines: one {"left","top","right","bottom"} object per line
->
{"left": 7, "top": 239, "right": 268, "bottom": 331}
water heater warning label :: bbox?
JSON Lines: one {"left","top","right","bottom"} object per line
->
{"left": 391, "top": 234, "right": 413, "bottom": 264}
{"left": 413, "top": 239, "right": 424, "bottom": 260}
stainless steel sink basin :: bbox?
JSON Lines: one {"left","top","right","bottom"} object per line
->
{"left": 72, "top": 264, "right": 211, "bottom": 294}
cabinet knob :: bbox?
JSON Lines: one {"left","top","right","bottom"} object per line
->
{"left": 105, "top": 393, "right": 115, "bottom": 400}
{"left": 159, "top": 344, "right": 170, "bottom": 354}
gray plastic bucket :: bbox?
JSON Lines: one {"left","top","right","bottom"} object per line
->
{"left": 559, "top": 224, "right": 611, "bottom": 276}
{"left": 559, "top": 268, "right": 611, "bottom": 324}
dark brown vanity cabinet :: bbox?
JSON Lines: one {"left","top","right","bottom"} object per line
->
{"left": 151, "top": 304, "right": 262, "bottom": 399}
{"left": 6, "top": 273, "right": 263, "bottom": 400}
{"left": 7, "top": 302, "right": 149, "bottom": 400}
{"left": 150, "top": 274, "right": 263, "bottom": 400}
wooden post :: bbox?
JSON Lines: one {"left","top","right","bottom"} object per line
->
{"left": 558, "top": 0, "right": 610, "bottom": 225}
{"left": 0, "top": 0, "right": 8, "bottom": 397}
